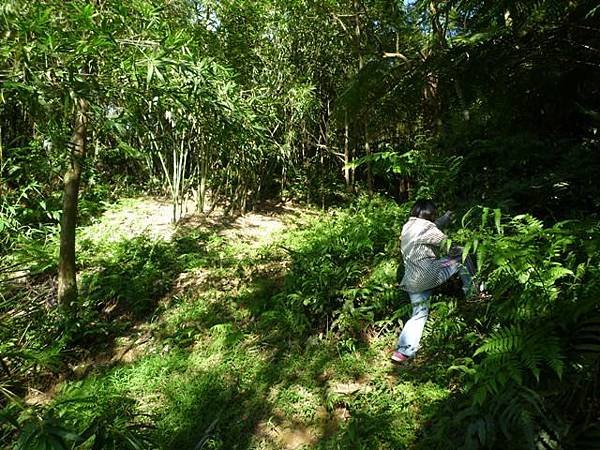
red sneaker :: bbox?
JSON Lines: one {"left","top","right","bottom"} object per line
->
{"left": 391, "top": 351, "right": 409, "bottom": 363}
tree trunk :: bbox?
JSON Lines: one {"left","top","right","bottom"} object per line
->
{"left": 199, "top": 156, "right": 207, "bottom": 214}
{"left": 454, "top": 78, "right": 470, "bottom": 121}
{"left": 344, "top": 112, "right": 352, "bottom": 191}
{"left": 365, "top": 129, "right": 373, "bottom": 193}
{"left": 58, "top": 98, "right": 88, "bottom": 307}
{"left": 354, "top": 0, "right": 372, "bottom": 192}
{"left": 424, "top": 1, "right": 448, "bottom": 131}
{"left": 399, "top": 176, "right": 411, "bottom": 202}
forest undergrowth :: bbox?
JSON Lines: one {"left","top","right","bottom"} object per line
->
{"left": 2, "top": 195, "right": 599, "bottom": 449}
{"left": 1, "top": 196, "right": 453, "bottom": 449}
{"left": 2, "top": 0, "right": 599, "bottom": 448}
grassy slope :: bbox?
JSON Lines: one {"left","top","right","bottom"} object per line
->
{"left": 32, "top": 198, "right": 460, "bottom": 449}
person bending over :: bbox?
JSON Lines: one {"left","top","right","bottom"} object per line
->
{"left": 392, "top": 199, "right": 475, "bottom": 363}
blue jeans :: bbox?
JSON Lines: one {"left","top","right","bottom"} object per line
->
{"left": 439, "top": 256, "right": 475, "bottom": 296}
{"left": 395, "top": 259, "right": 474, "bottom": 357}
{"left": 395, "top": 290, "right": 432, "bottom": 357}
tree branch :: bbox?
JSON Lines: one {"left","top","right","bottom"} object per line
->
{"left": 383, "top": 52, "right": 410, "bottom": 62}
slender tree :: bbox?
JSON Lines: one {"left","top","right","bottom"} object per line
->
{"left": 57, "top": 98, "right": 88, "bottom": 306}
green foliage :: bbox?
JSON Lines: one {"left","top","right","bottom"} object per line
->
{"left": 276, "top": 195, "right": 407, "bottom": 335}
{"left": 79, "top": 236, "right": 179, "bottom": 319}
{"left": 1, "top": 0, "right": 599, "bottom": 448}
{"left": 348, "top": 136, "right": 463, "bottom": 203}
{"left": 3, "top": 195, "right": 598, "bottom": 449}
{"left": 0, "top": 140, "right": 62, "bottom": 251}
{"left": 428, "top": 209, "right": 600, "bottom": 449}
{"left": 0, "top": 389, "right": 155, "bottom": 449}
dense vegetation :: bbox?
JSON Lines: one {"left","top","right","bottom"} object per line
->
{"left": 1, "top": 0, "right": 599, "bottom": 449}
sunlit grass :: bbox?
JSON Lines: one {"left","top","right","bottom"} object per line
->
{"left": 8, "top": 197, "right": 459, "bottom": 449}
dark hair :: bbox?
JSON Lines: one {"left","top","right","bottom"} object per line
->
{"left": 410, "top": 199, "right": 437, "bottom": 221}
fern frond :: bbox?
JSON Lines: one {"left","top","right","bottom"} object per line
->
{"left": 475, "top": 323, "right": 565, "bottom": 393}
{"left": 475, "top": 324, "right": 524, "bottom": 356}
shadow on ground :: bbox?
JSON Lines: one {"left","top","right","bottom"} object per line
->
{"left": 129, "top": 226, "right": 463, "bottom": 449}
{"left": 6, "top": 200, "right": 471, "bottom": 450}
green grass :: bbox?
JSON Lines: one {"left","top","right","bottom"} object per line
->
{"left": 2, "top": 197, "right": 463, "bottom": 449}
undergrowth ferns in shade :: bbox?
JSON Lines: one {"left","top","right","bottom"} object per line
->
{"left": 427, "top": 210, "right": 600, "bottom": 448}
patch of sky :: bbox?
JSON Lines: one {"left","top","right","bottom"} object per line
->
{"left": 190, "top": 3, "right": 220, "bottom": 32}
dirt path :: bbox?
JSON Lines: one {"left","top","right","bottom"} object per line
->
{"left": 67, "top": 196, "right": 303, "bottom": 372}
{"left": 90, "top": 198, "right": 326, "bottom": 449}
{"left": 83, "top": 196, "right": 297, "bottom": 248}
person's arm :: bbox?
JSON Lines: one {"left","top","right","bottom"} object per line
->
{"left": 434, "top": 210, "right": 453, "bottom": 230}
{"left": 419, "top": 223, "right": 447, "bottom": 246}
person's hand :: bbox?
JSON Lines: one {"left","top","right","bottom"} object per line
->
{"left": 435, "top": 210, "right": 453, "bottom": 229}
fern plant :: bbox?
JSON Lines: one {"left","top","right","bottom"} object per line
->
{"left": 0, "top": 387, "right": 156, "bottom": 450}
{"left": 442, "top": 208, "right": 600, "bottom": 449}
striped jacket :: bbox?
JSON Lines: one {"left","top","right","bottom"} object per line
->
{"left": 399, "top": 215, "right": 456, "bottom": 293}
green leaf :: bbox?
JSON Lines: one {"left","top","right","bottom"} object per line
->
{"left": 462, "top": 241, "right": 472, "bottom": 263}
{"left": 146, "top": 61, "right": 154, "bottom": 86}
{"left": 45, "top": 425, "right": 81, "bottom": 443}
{"left": 494, "top": 208, "right": 502, "bottom": 235}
